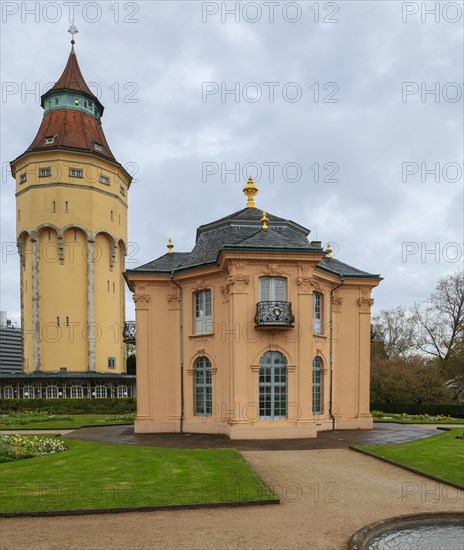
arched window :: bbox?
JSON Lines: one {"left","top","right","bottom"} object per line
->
{"left": 70, "top": 385, "right": 85, "bottom": 398}
{"left": 45, "top": 385, "right": 60, "bottom": 399}
{"left": 3, "top": 386, "right": 14, "bottom": 399}
{"left": 194, "top": 357, "right": 212, "bottom": 416}
{"left": 259, "top": 351, "right": 287, "bottom": 419}
{"left": 117, "top": 385, "right": 128, "bottom": 398}
{"left": 93, "top": 385, "right": 108, "bottom": 398}
{"left": 312, "top": 357, "right": 323, "bottom": 415}
{"left": 22, "top": 386, "right": 35, "bottom": 399}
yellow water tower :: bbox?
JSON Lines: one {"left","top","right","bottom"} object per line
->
{"left": 11, "top": 29, "right": 132, "bottom": 375}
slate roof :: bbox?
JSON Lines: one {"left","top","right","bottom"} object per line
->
{"left": 130, "top": 207, "right": 381, "bottom": 279}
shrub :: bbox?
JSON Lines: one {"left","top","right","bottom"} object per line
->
{"left": 0, "top": 398, "right": 136, "bottom": 415}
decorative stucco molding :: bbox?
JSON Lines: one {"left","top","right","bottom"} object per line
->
{"left": 220, "top": 284, "right": 230, "bottom": 303}
{"left": 133, "top": 294, "right": 151, "bottom": 304}
{"left": 167, "top": 285, "right": 180, "bottom": 310}
{"left": 357, "top": 287, "right": 374, "bottom": 313}
{"left": 192, "top": 279, "right": 206, "bottom": 292}
{"left": 227, "top": 274, "right": 250, "bottom": 293}
{"left": 296, "top": 276, "right": 321, "bottom": 294}
{"left": 332, "top": 290, "right": 343, "bottom": 313}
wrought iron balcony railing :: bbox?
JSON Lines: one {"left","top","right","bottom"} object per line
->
{"left": 123, "top": 321, "right": 136, "bottom": 343}
{"left": 254, "top": 301, "right": 295, "bottom": 328}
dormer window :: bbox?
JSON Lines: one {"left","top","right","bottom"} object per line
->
{"left": 54, "top": 98, "right": 59, "bottom": 105}
{"left": 20, "top": 174, "right": 27, "bottom": 184}
{"left": 74, "top": 98, "right": 80, "bottom": 105}
{"left": 99, "top": 175, "right": 110, "bottom": 185}
{"left": 69, "top": 168, "right": 83, "bottom": 178}
{"left": 39, "top": 167, "right": 51, "bottom": 177}
{"left": 45, "top": 136, "right": 56, "bottom": 144}
{"left": 94, "top": 143, "right": 103, "bottom": 151}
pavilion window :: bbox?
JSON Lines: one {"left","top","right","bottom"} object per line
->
{"left": 313, "top": 292, "right": 322, "bottom": 335}
{"left": 194, "top": 357, "right": 212, "bottom": 416}
{"left": 259, "top": 277, "right": 287, "bottom": 301}
{"left": 312, "top": 356, "right": 323, "bottom": 415}
{"left": 194, "top": 289, "right": 212, "bottom": 334}
{"left": 259, "top": 351, "right": 287, "bottom": 419}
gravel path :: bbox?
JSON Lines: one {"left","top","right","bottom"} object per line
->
{"left": 1, "top": 448, "right": 462, "bottom": 550}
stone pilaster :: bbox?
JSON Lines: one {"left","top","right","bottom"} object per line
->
{"left": 87, "top": 239, "right": 96, "bottom": 371}
{"left": 31, "top": 235, "right": 41, "bottom": 371}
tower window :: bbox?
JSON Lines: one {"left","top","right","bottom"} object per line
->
{"left": 107, "top": 281, "right": 110, "bottom": 292}
{"left": 52, "top": 201, "right": 56, "bottom": 213}
{"left": 94, "top": 143, "right": 103, "bottom": 151}
{"left": 69, "top": 168, "right": 83, "bottom": 178}
{"left": 74, "top": 98, "right": 80, "bottom": 105}
{"left": 56, "top": 316, "right": 60, "bottom": 327}
{"left": 113, "top": 282, "right": 115, "bottom": 293}
{"left": 73, "top": 229, "right": 77, "bottom": 241}
{"left": 65, "top": 316, "right": 69, "bottom": 327}
{"left": 20, "top": 174, "right": 27, "bottom": 184}
{"left": 110, "top": 211, "right": 114, "bottom": 222}
{"left": 39, "top": 167, "right": 51, "bottom": 177}
{"left": 99, "top": 174, "right": 109, "bottom": 185}
{"left": 119, "top": 185, "right": 126, "bottom": 196}
{"left": 65, "top": 201, "right": 69, "bottom": 213}
{"left": 54, "top": 98, "right": 59, "bottom": 105}
{"left": 108, "top": 357, "right": 116, "bottom": 369}
{"left": 45, "top": 136, "right": 56, "bottom": 144}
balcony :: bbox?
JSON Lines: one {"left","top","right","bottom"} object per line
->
{"left": 123, "top": 321, "right": 136, "bottom": 344}
{"left": 254, "top": 301, "right": 295, "bottom": 328}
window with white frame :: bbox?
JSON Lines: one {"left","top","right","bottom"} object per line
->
{"left": 93, "top": 385, "right": 108, "bottom": 398}
{"left": 99, "top": 174, "right": 110, "bottom": 185}
{"left": 39, "top": 167, "right": 51, "bottom": 177}
{"left": 194, "top": 289, "right": 212, "bottom": 334}
{"left": 45, "top": 385, "right": 60, "bottom": 398}
{"left": 108, "top": 357, "right": 116, "bottom": 369}
{"left": 259, "top": 351, "right": 287, "bottom": 419}
{"left": 194, "top": 357, "right": 212, "bottom": 416}
{"left": 69, "top": 168, "right": 83, "bottom": 178}
{"left": 22, "top": 386, "right": 35, "bottom": 398}
{"left": 3, "top": 386, "right": 14, "bottom": 399}
{"left": 259, "top": 277, "right": 287, "bottom": 301}
{"left": 117, "top": 385, "right": 128, "bottom": 398}
{"left": 312, "top": 356, "right": 323, "bottom": 415}
{"left": 70, "top": 385, "right": 85, "bottom": 398}
{"left": 20, "top": 173, "right": 27, "bottom": 184}
{"left": 313, "top": 292, "right": 322, "bottom": 335}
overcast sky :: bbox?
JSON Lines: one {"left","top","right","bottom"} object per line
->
{"left": 1, "top": 1, "right": 463, "bottom": 323}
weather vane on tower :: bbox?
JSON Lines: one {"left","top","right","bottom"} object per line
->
{"left": 68, "top": 24, "right": 78, "bottom": 46}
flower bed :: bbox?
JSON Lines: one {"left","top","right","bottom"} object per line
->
{"left": 371, "top": 410, "right": 463, "bottom": 424}
{"left": 0, "top": 435, "right": 68, "bottom": 462}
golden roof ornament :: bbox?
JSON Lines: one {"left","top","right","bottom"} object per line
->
{"left": 261, "top": 211, "right": 269, "bottom": 230}
{"left": 326, "top": 243, "right": 332, "bottom": 258}
{"left": 167, "top": 238, "right": 174, "bottom": 254}
{"left": 243, "top": 176, "right": 258, "bottom": 208}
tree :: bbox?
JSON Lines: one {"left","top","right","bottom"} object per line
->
{"left": 371, "top": 306, "right": 414, "bottom": 358}
{"left": 126, "top": 344, "right": 136, "bottom": 375}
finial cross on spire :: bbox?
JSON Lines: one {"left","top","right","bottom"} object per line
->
{"left": 68, "top": 24, "right": 78, "bottom": 45}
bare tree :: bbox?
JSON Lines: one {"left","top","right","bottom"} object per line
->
{"left": 371, "top": 306, "right": 414, "bottom": 358}
{"left": 412, "top": 270, "right": 464, "bottom": 363}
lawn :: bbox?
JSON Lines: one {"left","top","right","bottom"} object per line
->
{"left": 0, "top": 437, "right": 276, "bottom": 513}
{"left": 0, "top": 412, "right": 134, "bottom": 430}
{"left": 354, "top": 428, "right": 464, "bottom": 486}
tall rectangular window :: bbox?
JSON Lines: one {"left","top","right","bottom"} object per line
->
{"left": 259, "top": 277, "right": 287, "bottom": 301}
{"left": 108, "top": 357, "right": 116, "bottom": 369}
{"left": 313, "top": 292, "right": 322, "bottom": 335}
{"left": 312, "top": 357, "right": 323, "bottom": 415}
{"left": 20, "top": 174, "right": 27, "bottom": 184}
{"left": 194, "top": 357, "right": 212, "bottom": 416}
{"left": 194, "top": 289, "right": 212, "bottom": 334}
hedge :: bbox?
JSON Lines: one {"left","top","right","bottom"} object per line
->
{"left": 0, "top": 398, "right": 136, "bottom": 415}
{"left": 371, "top": 402, "right": 464, "bottom": 418}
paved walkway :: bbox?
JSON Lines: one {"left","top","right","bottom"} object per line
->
{"left": 62, "top": 422, "right": 445, "bottom": 449}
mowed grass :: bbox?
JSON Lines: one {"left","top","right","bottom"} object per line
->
{"left": 0, "top": 413, "right": 134, "bottom": 430}
{"left": 355, "top": 428, "right": 464, "bottom": 486}
{"left": 0, "top": 437, "right": 276, "bottom": 513}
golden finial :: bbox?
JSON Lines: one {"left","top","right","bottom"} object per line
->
{"left": 167, "top": 238, "right": 174, "bottom": 254}
{"left": 326, "top": 243, "right": 332, "bottom": 258}
{"left": 243, "top": 176, "right": 258, "bottom": 208}
{"left": 261, "top": 211, "right": 268, "bottom": 230}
